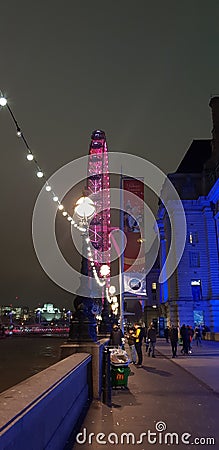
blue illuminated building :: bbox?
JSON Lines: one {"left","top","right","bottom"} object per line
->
{"left": 157, "top": 97, "right": 219, "bottom": 332}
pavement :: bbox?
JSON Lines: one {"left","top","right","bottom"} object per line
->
{"left": 156, "top": 338, "right": 219, "bottom": 394}
{"left": 67, "top": 339, "right": 219, "bottom": 450}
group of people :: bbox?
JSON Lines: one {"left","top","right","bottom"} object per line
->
{"left": 110, "top": 321, "right": 207, "bottom": 364}
{"left": 164, "top": 323, "right": 208, "bottom": 357}
{"left": 110, "top": 321, "right": 157, "bottom": 368}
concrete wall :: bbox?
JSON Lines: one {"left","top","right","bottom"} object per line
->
{"left": 205, "top": 332, "right": 219, "bottom": 341}
{"left": 60, "top": 338, "right": 109, "bottom": 399}
{"left": 0, "top": 353, "right": 92, "bottom": 450}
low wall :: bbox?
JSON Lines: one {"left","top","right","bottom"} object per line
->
{"left": 205, "top": 332, "right": 219, "bottom": 341}
{"left": 60, "top": 338, "right": 109, "bottom": 399}
{"left": 0, "top": 353, "right": 92, "bottom": 450}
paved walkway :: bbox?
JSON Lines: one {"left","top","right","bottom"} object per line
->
{"left": 156, "top": 338, "right": 219, "bottom": 394}
{"left": 67, "top": 339, "right": 219, "bottom": 450}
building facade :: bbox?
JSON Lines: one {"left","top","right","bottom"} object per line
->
{"left": 157, "top": 98, "right": 219, "bottom": 332}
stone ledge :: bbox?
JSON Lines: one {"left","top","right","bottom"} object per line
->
{"left": 0, "top": 353, "right": 90, "bottom": 431}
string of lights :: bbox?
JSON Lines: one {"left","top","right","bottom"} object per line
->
{"left": 0, "top": 93, "right": 107, "bottom": 288}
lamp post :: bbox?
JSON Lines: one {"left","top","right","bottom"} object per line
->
{"left": 99, "top": 264, "right": 112, "bottom": 334}
{"left": 69, "top": 195, "right": 100, "bottom": 342}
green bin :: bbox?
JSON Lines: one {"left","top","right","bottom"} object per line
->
{"left": 111, "top": 365, "right": 131, "bottom": 388}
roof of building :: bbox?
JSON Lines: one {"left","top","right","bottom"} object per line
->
{"left": 176, "top": 139, "right": 212, "bottom": 173}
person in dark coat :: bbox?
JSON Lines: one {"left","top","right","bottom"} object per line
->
{"left": 169, "top": 325, "right": 178, "bottom": 358}
{"left": 164, "top": 326, "right": 169, "bottom": 343}
{"left": 180, "top": 324, "right": 189, "bottom": 355}
{"left": 187, "top": 325, "right": 194, "bottom": 353}
{"left": 147, "top": 322, "right": 157, "bottom": 357}
{"left": 110, "top": 323, "right": 124, "bottom": 347}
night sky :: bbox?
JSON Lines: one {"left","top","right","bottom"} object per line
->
{"left": 1, "top": 1, "right": 219, "bottom": 309}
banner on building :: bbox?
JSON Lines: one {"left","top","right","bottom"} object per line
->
{"left": 122, "top": 177, "right": 146, "bottom": 296}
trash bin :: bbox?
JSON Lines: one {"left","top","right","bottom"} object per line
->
{"left": 109, "top": 347, "right": 131, "bottom": 388}
{"left": 111, "top": 365, "right": 131, "bottom": 388}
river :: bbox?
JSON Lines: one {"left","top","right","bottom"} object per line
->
{"left": 0, "top": 335, "right": 66, "bottom": 393}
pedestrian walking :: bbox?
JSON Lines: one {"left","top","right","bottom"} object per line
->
{"left": 194, "top": 326, "right": 202, "bottom": 346}
{"left": 169, "top": 325, "right": 178, "bottom": 358}
{"left": 164, "top": 326, "right": 169, "bottom": 343}
{"left": 180, "top": 324, "right": 189, "bottom": 355}
{"left": 187, "top": 325, "right": 194, "bottom": 353}
{"left": 147, "top": 322, "right": 157, "bottom": 358}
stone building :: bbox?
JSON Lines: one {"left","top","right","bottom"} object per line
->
{"left": 157, "top": 97, "right": 219, "bottom": 332}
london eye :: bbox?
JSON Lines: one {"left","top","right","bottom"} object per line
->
{"left": 87, "top": 130, "right": 111, "bottom": 300}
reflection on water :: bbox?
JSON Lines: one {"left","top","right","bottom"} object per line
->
{"left": 0, "top": 336, "right": 66, "bottom": 393}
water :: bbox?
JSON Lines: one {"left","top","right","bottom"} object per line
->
{"left": 0, "top": 336, "right": 66, "bottom": 393}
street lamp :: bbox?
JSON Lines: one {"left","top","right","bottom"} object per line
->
{"left": 69, "top": 195, "right": 98, "bottom": 342}
{"left": 74, "top": 196, "right": 95, "bottom": 220}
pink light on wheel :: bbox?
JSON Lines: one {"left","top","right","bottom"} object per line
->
{"left": 87, "top": 130, "right": 111, "bottom": 300}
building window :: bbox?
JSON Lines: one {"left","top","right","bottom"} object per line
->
{"left": 189, "top": 231, "right": 199, "bottom": 244}
{"left": 191, "top": 280, "right": 202, "bottom": 300}
{"left": 193, "top": 310, "right": 204, "bottom": 325}
{"left": 189, "top": 251, "right": 200, "bottom": 267}
{"left": 152, "top": 282, "right": 157, "bottom": 292}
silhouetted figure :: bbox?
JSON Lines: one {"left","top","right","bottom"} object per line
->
{"left": 194, "top": 326, "right": 202, "bottom": 346}
{"left": 169, "top": 325, "right": 178, "bottom": 358}
{"left": 164, "top": 326, "right": 169, "bottom": 343}
{"left": 180, "top": 324, "right": 189, "bottom": 355}
{"left": 187, "top": 325, "right": 194, "bottom": 353}
{"left": 202, "top": 325, "right": 210, "bottom": 340}
{"left": 147, "top": 322, "right": 157, "bottom": 358}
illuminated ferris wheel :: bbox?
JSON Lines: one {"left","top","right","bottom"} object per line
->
{"left": 87, "top": 130, "right": 111, "bottom": 294}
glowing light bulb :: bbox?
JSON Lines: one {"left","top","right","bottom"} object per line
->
{"left": 62, "top": 211, "right": 67, "bottom": 216}
{"left": 53, "top": 196, "right": 58, "bottom": 202}
{"left": 67, "top": 216, "right": 72, "bottom": 221}
{"left": 16, "top": 129, "right": 22, "bottom": 137}
{"left": 37, "top": 171, "right": 43, "bottom": 178}
{"left": 0, "top": 97, "right": 7, "bottom": 106}
{"left": 46, "top": 185, "right": 51, "bottom": 191}
{"left": 26, "top": 153, "right": 34, "bottom": 161}
{"left": 100, "top": 264, "right": 110, "bottom": 277}
{"left": 58, "top": 204, "right": 64, "bottom": 210}
{"left": 109, "top": 285, "right": 116, "bottom": 295}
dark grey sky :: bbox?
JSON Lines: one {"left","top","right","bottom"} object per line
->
{"left": 1, "top": 1, "right": 219, "bottom": 308}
